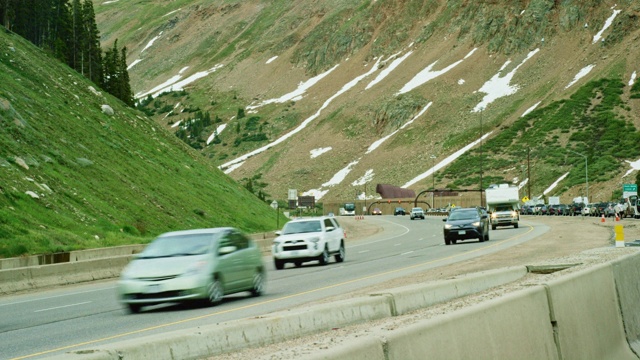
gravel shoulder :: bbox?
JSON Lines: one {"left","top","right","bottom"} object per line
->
{"left": 211, "top": 215, "right": 640, "bottom": 359}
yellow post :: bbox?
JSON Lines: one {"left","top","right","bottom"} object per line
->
{"left": 615, "top": 225, "right": 625, "bottom": 248}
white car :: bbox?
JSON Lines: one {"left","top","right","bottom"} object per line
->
{"left": 582, "top": 204, "right": 595, "bottom": 216}
{"left": 272, "top": 216, "right": 345, "bottom": 269}
{"left": 410, "top": 207, "right": 425, "bottom": 220}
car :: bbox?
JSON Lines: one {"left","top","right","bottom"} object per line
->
{"left": 410, "top": 207, "right": 425, "bottom": 220}
{"left": 603, "top": 202, "right": 616, "bottom": 217}
{"left": 548, "top": 204, "right": 567, "bottom": 216}
{"left": 394, "top": 207, "right": 406, "bottom": 216}
{"left": 372, "top": 208, "right": 382, "bottom": 215}
{"left": 532, "top": 203, "right": 546, "bottom": 215}
{"left": 117, "top": 227, "right": 265, "bottom": 314}
{"left": 271, "top": 216, "right": 345, "bottom": 270}
{"left": 582, "top": 203, "right": 596, "bottom": 216}
{"left": 555, "top": 204, "right": 569, "bottom": 216}
{"left": 570, "top": 202, "right": 584, "bottom": 216}
{"left": 442, "top": 207, "right": 490, "bottom": 245}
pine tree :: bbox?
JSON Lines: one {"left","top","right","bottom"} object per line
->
{"left": 49, "top": 0, "right": 72, "bottom": 64}
{"left": 82, "top": 0, "right": 102, "bottom": 85}
{"left": 118, "top": 46, "right": 134, "bottom": 106}
{"left": 70, "top": 0, "right": 83, "bottom": 73}
{"left": 102, "top": 39, "right": 119, "bottom": 95}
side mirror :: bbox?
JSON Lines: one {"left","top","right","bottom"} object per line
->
{"left": 275, "top": 230, "right": 282, "bottom": 236}
{"left": 326, "top": 226, "right": 335, "bottom": 232}
{"left": 442, "top": 218, "right": 447, "bottom": 222}
{"left": 218, "top": 245, "right": 237, "bottom": 255}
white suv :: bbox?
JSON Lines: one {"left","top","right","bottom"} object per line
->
{"left": 272, "top": 216, "right": 345, "bottom": 270}
{"left": 410, "top": 207, "right": 425, "bottom": 220}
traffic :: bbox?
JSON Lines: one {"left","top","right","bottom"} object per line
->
{"left": 1, "top": 214, "right": 544, "bottom": 359}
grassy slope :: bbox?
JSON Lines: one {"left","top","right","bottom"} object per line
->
{"left": 0, "top": 29, "right": 284, "bottom": 258}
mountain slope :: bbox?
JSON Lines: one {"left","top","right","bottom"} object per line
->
{"left": 93, "top": 0, "right": 640, "bottom": 207}
{"left": 0, "top": 29, "right": 283, "bottom": 257}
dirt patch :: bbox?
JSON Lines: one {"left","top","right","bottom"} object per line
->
{"left": 210, "top": 216, "right": 640, "bottom": 359}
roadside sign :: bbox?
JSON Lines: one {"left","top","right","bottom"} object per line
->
{"left": 623, "top": 184, "right": 638, "bottom": 198}
{"left": 270, "top": 200, "right": 278, "bottom": 209}
{"left": 522, "top": 196, "right": 530, "bottom": 202}
{"left": 288, "top": 189, "right": 297, "bottom": 200}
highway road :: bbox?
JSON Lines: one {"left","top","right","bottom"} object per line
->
{"left": 0, "top": 215, "right": 548, "bottom": 359}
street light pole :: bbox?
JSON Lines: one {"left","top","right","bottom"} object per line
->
{"left": 430, "top": 155, "right": 436, "bottom": 209}
{"left": 479, "top": 108, "right": 484, "bottom": 207}
{"left": 568, "top": 149, "right": 589, "bottom": 203}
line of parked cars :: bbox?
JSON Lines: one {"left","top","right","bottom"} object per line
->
{"left": 521, "top": 202, "right": 617, "bottom": 217}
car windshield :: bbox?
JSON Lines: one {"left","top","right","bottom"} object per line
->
{"left": 494, "top": 205, "right": 512, "bottom": 212}
{"left": 139, "top": 233, "right": 219, "bottom": 258}
{"left": 448, "top": 210, "right": 478, "bottom": 221}
{"left": 412, "top": 208, "right": 423, "bottom": 212}
{"left": 282, "top": 220, "right": 323, "bottom": 235}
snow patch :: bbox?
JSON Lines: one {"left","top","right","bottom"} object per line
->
{"left": 266, "top": 56, "right": 278, "bottom": 64}
{"left": 473, "top": 49, "right": 539, "bottom": 112}
{"left": 310, "top": 147, "right": 332, "bottom": 159}
{"left": 396, "top": 48, "right": 476, "bottom": 95}
{"left": 521, "top": 101, "right": 541, "bottom": 117}
{"left": 592, "top": 8, "right": 621, "bottom": 44}
{"left": 366, "top": 51, "right": 412, "bottom": 90}
{"left": 543, "top": 172, "right": 569, "bottom": 195}
{"left": 629, "top": 71, "right": 637, "bottom": 86}
{"left": 246, "top": 65, "right": 339, "bottom": 110}
{"left": 352, "top": 169, "right": 375, "bottom": 186}
{"left": 565, "top": 64, "right": 595, "bottom": 89}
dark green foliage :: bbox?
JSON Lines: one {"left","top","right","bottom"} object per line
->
{"left": 631, "top": 77, "right": 640, "bottom": 99}
{"left": 1, "top": 0, "right": 131, "bottom": 105}
{"left": 241, "top": 174, "right": 271, "bottom": 202}
{"left": 173, "top": 111, "right": 215, "bottom": 149}
{"left": 442, "top": 77, "right": 640, "bottom": 198}
{"left": 102, "top": 41, "right": 134, "bottom": 106}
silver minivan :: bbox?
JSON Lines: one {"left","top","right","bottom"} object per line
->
{"left": 117, "top": 227, "right": 265, "bottom": 313}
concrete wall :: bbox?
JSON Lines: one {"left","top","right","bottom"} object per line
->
{"left": 0, "top": 256, "right": 132, "bottom": 294}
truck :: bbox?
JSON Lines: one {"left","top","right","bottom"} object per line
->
{"left": 485, "top": 184, "right": 520, "bottom": 230}
{"left": 619, "top": 195, "right": 640, "bottom": 219}
{"left": 340, "top": 202, "right": 356, "bottom": 216}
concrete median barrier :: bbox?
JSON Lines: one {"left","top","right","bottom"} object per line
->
{"left": 49, "top": 294, "right": 395, "bottom": 360}
{"left": 386, "top": 286, "right": 557, "bottom": 359}
{"left": 370, "top": 266, "right": 528, "bottom": 315}
{"left": 611, "top": 252, "right": 640, "bottom": 355}
{"left": 545, "top": 262, "right": 636, "bottom": 360}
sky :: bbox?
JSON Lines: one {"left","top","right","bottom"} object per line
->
{"left": 126, "top": 5, "right": 639, "bottom": 202}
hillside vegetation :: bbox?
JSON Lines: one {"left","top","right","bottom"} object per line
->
{"left": 0, "top": 29, "right": 284, "bottom": 258}
{"left": 92, "top": 0, "right": 640, "bottom": 205}
{"left": 2, "top": 0, "right": 640, "bottom": 257}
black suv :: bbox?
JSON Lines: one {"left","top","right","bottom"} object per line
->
{"left": 394, "top": 207, "right": 406, "bottom": 216}
{"left": 443, "top": 207, "right": 490, "bottom": 245}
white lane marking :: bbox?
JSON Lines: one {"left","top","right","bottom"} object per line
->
{"left": 401, "top": 251, "right": 414, "bottom": 256}
{"left": 394, "top": 243, "right": 402, "bottom": 246}
{"left": 0, "top": 286, "right": 115, "bottom": 307}
{"left": 34, "top": 301, "right": 92, "bottom": 313}
{"left": 358, "top": 250, "right": 370, "bottom": 254}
